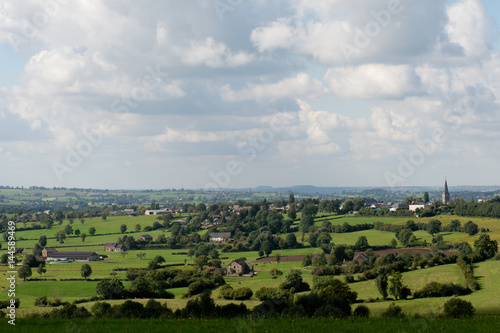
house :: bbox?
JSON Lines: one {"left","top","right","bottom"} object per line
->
{"left": 409, "top": 204, "right": 425, "bottom": 211}
{"left": 209, "top": 232, "right": 232, "bottom": 242}
{"left": 353, "top": 252, "right": 369, "bottom": 264}
{"left": 42, "top": 248, "right": 99, "bottom": 262}
{"left": 138, "top": 235, "right": 153, "bottom": 242}
{"left": 227, "top": 259, "right": 253, "bottom": 275}
{"left": 104, "top": 243, "right": 124, "bottom": 252}
{"left": 145, "top": 209, "right": 171, "bottom": 216}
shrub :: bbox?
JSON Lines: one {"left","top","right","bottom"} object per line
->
{"left": 232, "top": 287, "right": 253, "bottom": 300}
{"left": 412, "top": 282, "right": 471, "bottom": 299}
{"left": 255, "top": 287, "right": 287, "bottom": 301}
{"left": 34, "top": 296, "right": 48, "bottom": 307}
{"left": 353, "top": 305, "right": 370, "bottom": 318}
{"left": 443, "top": 297, "right": 475, "bottom": 318}
{"left": 91, "top": 302, "right": 112, "bottom": 318}
{"left": 382, "top": 303, "right": 405, "bottom": 318}
{"left": 219, "top": 284, "right": 234, "bottom": 299}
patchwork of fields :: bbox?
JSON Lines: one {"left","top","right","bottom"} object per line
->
{"left": 0, "top": 214, "right": 499, "bottom": 318}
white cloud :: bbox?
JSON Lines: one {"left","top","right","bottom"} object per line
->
{"left": 0, "top": 0, "right": 500, "bottom": 188}
{"left": 178, "top": 38, "right": 254, "bottom": 68}
{"left": 221, "top": 73, "right": 327, "bottom": 102}
{"left": 324, "top": 64, "right": 420, "bottom": 99}
{"left": 446, "top": 0, "right": 499, "bottom": 58}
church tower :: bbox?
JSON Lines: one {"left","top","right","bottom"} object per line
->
{"left": 442, "top": 180, "right": 450, "bottom": 205}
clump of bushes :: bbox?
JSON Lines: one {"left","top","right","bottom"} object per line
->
{"left": 219, "top": 285, "right": 253, "bottom": 300}
{"left": 412, "top": 282, "right": 471, "bottom": 299}
{"left": 442, "top": 297, "right": 475, "bottom": 318}
{"left": 382, "top": 303, "right": 405, "bottom": 318}
{"left": 353, "top": 305, "right": 370, "bottom": 318}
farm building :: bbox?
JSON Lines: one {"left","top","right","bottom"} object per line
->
{"left": 42, "top": 248, "right": 99, "bottom": 262}
{"left": 227, "top": 259, "right": 253, "bottom": 275}
{"left": 104, "top": 243, "right": 124, "bottom": 252}
{"left": 209, "top": 232, "right": 232, "bottom": 242}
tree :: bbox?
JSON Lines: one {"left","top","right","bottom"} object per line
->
{"left": 88, "top": 227, "right": 96, "bottom": 236}
{"left": 18, "top": 265, "right": 32, "bottom": 281}
{"left": 449, "top": 219, "right": 461, "bottom": 232}
{"left": 423, "top": 192, "right": 429, "bottom": 203}
{"left": 280, "top": 269, "right": 309, "bottom": 292}
{"left": 64, "top": 224, "right": 73, "bottom": 236}
{"left": 54, "top": 210, "right": 64, "bottom": 224}
{"left": 270, "top": 268, "right": 283, "bottom": 279}
{"left": 74, "top": 229, "right": 81, "bottom": 236}
{"left": 261, "top": 240, "right": 272, "bottom": 257}
{"left": 427, "top": 219, "right": 442, "bottom": 235}
{"left": 32, "top": 243, "right": 43, "bottom": 256}
{"left": 300, "top": 214, "right": 314, "bottom": 234}
{"left": 289, "top": 193, "right": 295, "bottom": 204}
{"left": 474, "top": 234, "right": 498, "bottom": 260}
{"left": 375, "top": 269, "right": 389, "bottom": 299}
{"left": 135, "top": 224, "right": 141, "bottom": 232}
{"left": 80, "top": 218, "right": 85, "bottom": 224}
{"left": 101, "top": 214, "right": 107, "bottom": 221}
{"left": 285, "top": 233, "right": 298, "bottom": 248}
{"left": 38, "top": 235, "right": 47, "bottom": 247}
{"left": 80, "top": 233, "right": 87, "bottom": 242}
{"left": 390, "top": 239, "right": 398, "bottom": 248}
{"left": 55, "top": 230, "right": 66, "bottom": 244}
{"left": 388, "top": 271, "right": 410, "bottom": 300}
{"left": 193, "top": 255, "right": 208, "bottom": 270}
{"left": 81, "top": 264, "right": 92, "bottom": 280}
{"left": 354, "top": 236, "right": 370, "bottom": 251}
{"left": 96, "top": 279, "right": 124, "bottom": 299}
{"left": 353, "top": 305, "right": 370, "bottom": 318}
{"left": 38, "top": 214, "right": 54, "bottom": 229}
{"left": 275, "top": 253, "right": 281, "bottom": 264}
{"left": 37, "top": 264, "right": 46, "bottom": 277}
{"left": 120, "top": 224, "right": 127, "bottom": 234}
{"left": 397, "top": 229, "right": 414, "bottom": 247}
{"left": 136, "top": 252, "right": 147, "bottom": 260}
{"left": 443, "top": 298, "right": 475, "bottom": 318}
{"left": 463, "top": 221, "right": 479, "bottom": 236}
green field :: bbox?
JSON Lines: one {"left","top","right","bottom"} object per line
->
{"left": 0, "top": 214, "right": 499, "bottom": 320}
{"left": 3, "top": 317, "right": 500, "bottom": 333}
{"left": 350, "top": 260, "right": 500, "bottom": 317}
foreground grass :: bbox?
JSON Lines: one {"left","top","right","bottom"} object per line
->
{"left": 3, "top": 317, "right": 500, "bottom": 333}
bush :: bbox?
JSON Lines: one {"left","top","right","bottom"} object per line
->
{"left": 0, "top": 299, "right": 20, "bottom": 309}
{"left": 91, "top": 302, "right": 112, "bottom": 318}
{"left": 232, "top": 287, "right": 253, "bottom": 300}
{"left": 353, "top": 305, "right": 370, "bottom": 318}
{"left": 382, "top": 303, "right": 405, "bottom": 318}
{"left": 255, "top": 287, "right": 287, "bottom": 301}
{"left": 34, "top": 296, "right": 48, "bottom": 307}
{"left": 413, "top": 282, "right": 471, "bottom": 299}
{"left": 443, "top": 297, "right": 475, "bottom": 318}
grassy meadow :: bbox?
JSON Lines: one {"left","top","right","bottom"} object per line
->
{"left": 0, "top": 214, "right": 499, "bottom": 320}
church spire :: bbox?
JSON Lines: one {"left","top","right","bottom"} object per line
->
{"left": 442, "top": 179, "right": 450, "bottom": 205}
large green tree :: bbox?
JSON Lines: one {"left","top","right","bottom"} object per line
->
{"left": 474, "top": 234, "right": 498, "bottom": 260}
{"left": 81, "top": 264, "right": 92, "bottom": 280}
{"left": 55, "top": 230, "right": 66, "bottom": 244}
{"left": 18, "top": 265, "right": 32, "bottom": 281}
{"left": 38, "top": 235, "right": 47, "bottom": 247}
{"left": 427, "top": 219, "right": 442, "bottom": 235}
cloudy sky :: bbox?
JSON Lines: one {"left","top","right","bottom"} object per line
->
{"left": 1, "top": 0, "right": 500, "bottom": 190}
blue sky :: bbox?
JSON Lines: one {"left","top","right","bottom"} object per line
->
{"left": 1, "top": 0, "right": 500, "bottom": 189}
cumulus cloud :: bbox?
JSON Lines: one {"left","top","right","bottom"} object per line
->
{"left": 220, "top": 73, "right": 327, "bottom": 102}
{"left": 0, "top": 0, "right": 499, "bottom": 188}
{"left": 325, "top": 64, "right": 420, "bottom": 99}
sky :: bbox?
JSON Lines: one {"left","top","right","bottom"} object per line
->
{"left": 1, "top": 0, "right": 500, "bottom": 190}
